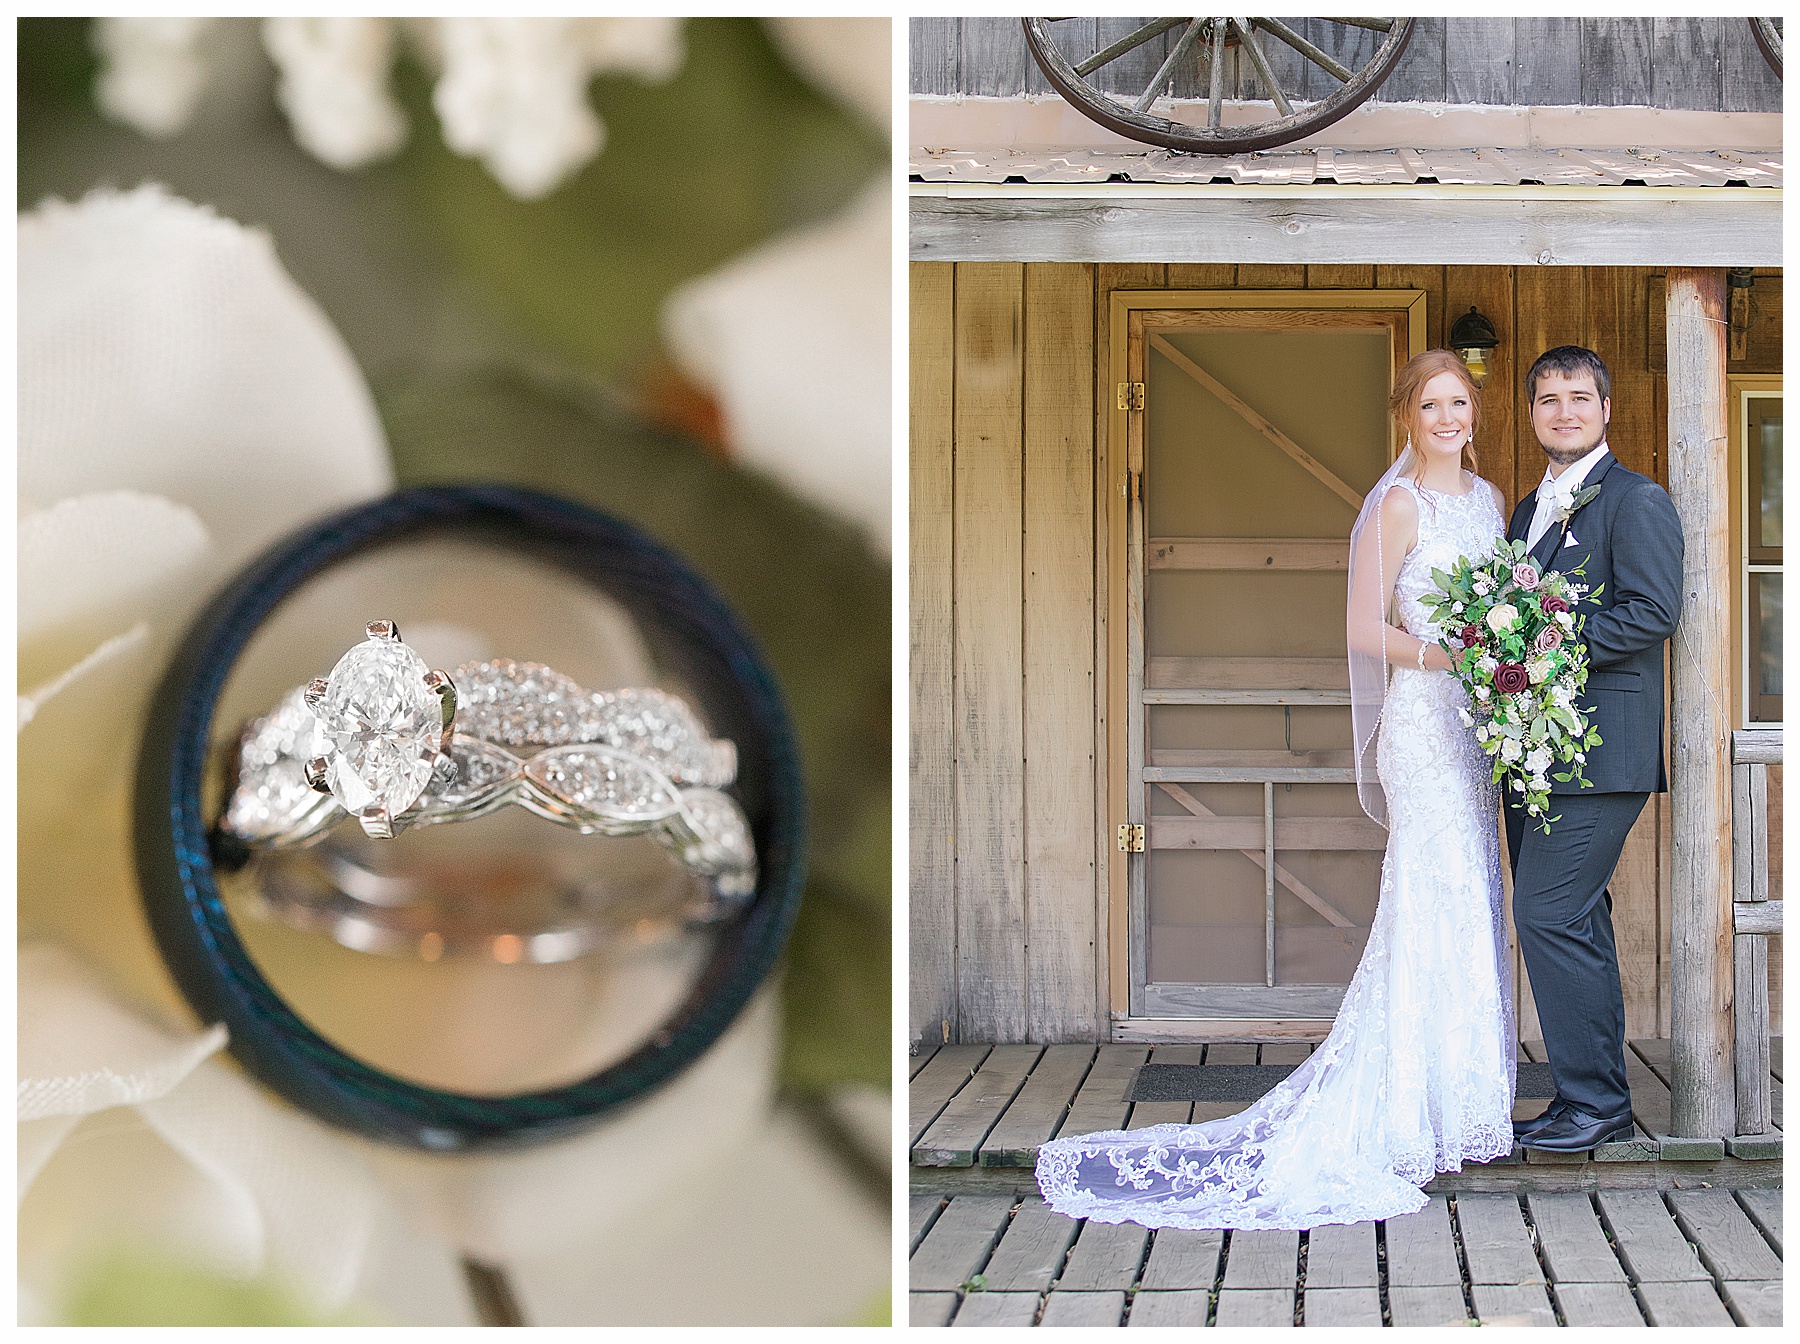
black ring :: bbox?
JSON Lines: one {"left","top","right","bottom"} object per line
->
{"left": 134, "top": 485, "right": 806, "bottom": 1150}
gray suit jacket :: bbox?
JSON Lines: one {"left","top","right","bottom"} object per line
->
{"left": 1505, "top": 452, "right": 1683, "bottom": 794}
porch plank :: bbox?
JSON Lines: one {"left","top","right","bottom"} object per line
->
{"left": 1301, "top": 1287, "right": 1381, "bottom": 1326}
{"left": 1140, "top": 1227, "right": 1224, "bottom": 1290}
{"left": 1735, "top": 1187, "right": 1781, "bottom": 1253}
{"left": 915, "top": 1044, "right": 1044, "bottom": 1165}
{"left": 1058, "top": 1218, "right": 1150, "bottom": 1291}
{"left": 1554, "top": 1280, "right": 1645, "bottom": 1326}
{"left": 910, "top": 1045, "right": 993, "bottom": 1146}
{"left": 909, "top": 1292, "right": 959, "bottom": 1327}
{"left": 1127, "top": 1290, "right": 1211, "bottom": 1326}
{"left": 1471, "top": 1282, "right": 1556, "bottom": 1326}
{"left": 1720, "top": 1280, "right": 1782, "bottom": 1327}
{"left": 1055, "top": 1045, "right": 1148, "bottom": 1139}
{"left": 1525, "top": 1192, "right": 1627, "bottom": 1284}
{"left": 1260, "top": 1042, "right": 1313, "bottom": 1065}
{"left": 1636, "top": 1280, "right": 1734, "bottom": 1327}
{"left": 911, "top": 1195, "right": 946, "bottom": 1253}
{"left": 1302, "top": 1220, "right": 1377, "bottom": 1289}
{"left": 1593, "top": 1190, "right": 1709, "bottom": 1283}
{"left": 1384, "top": 1194, "right": 1462, "bottom": 1287}
{"left": 910, "top": 1195, "right": 1015, "bottom": 1291}
{"left": 951, "top": 1292, "right": 1038, "bottom": 1327}
{"left": 910, "top": 1045, "right": 939, "bottom": 1079}
{"left": 1456, "top": 1193, "right": 1544, "bottom": 1285}
{"left": 1216, "top": 1287, "right": 1296, "bottom": 1327}
{"left": 979, "top": 1197, "right": 1079, "bottom": 1292}
{"left": 981, "top": 1044, "right": 1095, "bottom": 1165}
{"left": 1665, "top": 1188, "right": 1784, "bottom": 1281}
{"left": 1040, "top": 1290, "right": 1126, "bottom": 1326}
{"left": 1386, "top": 1285, "right": 1470, "bottom": 1327}
{"left": 1224, "top": 1229, "right": 1301, "bottom": 1290}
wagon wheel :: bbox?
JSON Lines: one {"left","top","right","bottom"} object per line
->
{"left": 1750, "top": 18, "right": 1781, "bottom": 77}
{"left": 1023, "top": 17, "right": 1416, "bottom": 154}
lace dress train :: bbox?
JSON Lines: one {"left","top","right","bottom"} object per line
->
{"left": 1036, "top": 476, "right": 1514, "bottom": 1230}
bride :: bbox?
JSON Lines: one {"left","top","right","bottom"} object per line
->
{"left": 1036, "top": 350, "right": 1516, "bottom": 1230}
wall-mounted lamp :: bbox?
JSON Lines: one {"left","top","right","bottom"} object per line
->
{"left": 1450, "top": 306, "right": 1500, "bottom": 384}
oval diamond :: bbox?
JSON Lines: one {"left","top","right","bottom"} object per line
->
{"left": 312, "top": 634, "right": 443, "bottom": 820}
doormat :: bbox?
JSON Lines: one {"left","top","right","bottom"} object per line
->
{"left": 1127, "top": 1062, "right": 1559, "bottom": 1103}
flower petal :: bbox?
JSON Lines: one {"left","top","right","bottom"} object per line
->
{"left": 662, "top": 180, "right": 890, "bottom": 552}
{"left": 20, "top": 184, "right": 392, "bottom": 567}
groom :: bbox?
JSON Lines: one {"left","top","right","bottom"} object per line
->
{"left": 1504, "top": 346, "right": 1684, "bottom": 1153}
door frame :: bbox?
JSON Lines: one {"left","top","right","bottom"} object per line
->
{"left": 1103, "top": 288, "right": 1427, "bottom": 1041}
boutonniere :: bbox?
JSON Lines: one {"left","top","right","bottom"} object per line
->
{"left": 1550, "top": 483, "right": 1601, "bottom": 527}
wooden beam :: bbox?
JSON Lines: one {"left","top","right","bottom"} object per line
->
{"left": 1147, "top": 656, "right": 1349, "bottom": 690}
{"left": 1148, "top": 333, "right": 1363, "bottom": 508}
{"left": 1148, "top": 537, "right": 1348, "bottom": 570}
{"left": 1148, "top": 814, "right": 1388, "bottom": 851}
{"left": 910, "top": 193, "right": 1783, "bottom": 267}
{"left": 1664, "top": 266, "right": 1734, "bottom": 1140}
{"left": 1733, "top": 901, "right": 1782, "bottom": 936}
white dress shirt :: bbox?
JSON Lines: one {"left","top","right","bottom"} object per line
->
{"left": 1526, "top": 441, "right": 1611, "bottom": 550}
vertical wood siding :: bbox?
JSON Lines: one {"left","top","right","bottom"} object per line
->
{"left": 912, "top": 261, "right": 1782, "bottom": 1046}
{"left": 910, "top": 18, "right": 1781, "bottom": 114}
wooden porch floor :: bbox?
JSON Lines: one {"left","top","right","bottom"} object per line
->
{"left": 911, "top": 1039, "right": 1783, "bottom": 1187}
{"left": 909, "top": 1187, "right": 1782, "bottom": 1327}
{"left": 909, "top": 1040, "right": 1782, "bottom": 1326}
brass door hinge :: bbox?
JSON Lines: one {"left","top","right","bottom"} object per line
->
{"left": 1117, "top": 381, "right": 1145, "bottom": 411}
{"left": 1117, "top": 822, "right": 1145, "bottom": 853}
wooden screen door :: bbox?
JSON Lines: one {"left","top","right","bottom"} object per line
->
{"left": 1110, "top": 291, "right": 1425, "bottom": 1030}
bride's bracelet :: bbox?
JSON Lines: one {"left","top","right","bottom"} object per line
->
{"left": 1416, "top": 639, "right": 1430, "bottom": 672}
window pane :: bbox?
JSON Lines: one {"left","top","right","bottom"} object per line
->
{"left": 1750, "top": 571, "right": 1783, "bottom": 723}
{"left": 1759, "top": 410, "right": 1782, "bottom": 549}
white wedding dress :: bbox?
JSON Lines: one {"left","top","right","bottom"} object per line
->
{"left": 1036, "top": 473, "right": 1515, "bottom": 1230}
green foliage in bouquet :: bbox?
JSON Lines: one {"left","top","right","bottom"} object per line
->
{"left": 1419, "top": 538, "right": 1605, "bottom": 832}
{"left": 378, "top": 367, "right": 890, "bottom": 1093}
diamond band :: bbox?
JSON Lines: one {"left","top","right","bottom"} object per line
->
{"left": 221, "top": 623, "right": 756, "bottom": 908}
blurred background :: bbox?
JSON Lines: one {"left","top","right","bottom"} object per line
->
{"left": 19, "top": 17, "right": 891, "bottom": 1326}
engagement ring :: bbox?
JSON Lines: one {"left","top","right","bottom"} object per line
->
{"left": 220, "top": 620, "right": 756, "bottom": 907}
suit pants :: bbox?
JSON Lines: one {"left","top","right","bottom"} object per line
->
{"left": 1504, "top": 790, "right": 1648, "bottom": 1120}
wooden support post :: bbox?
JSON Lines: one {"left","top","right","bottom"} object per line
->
{"left": 1663, "top": 268, "right": 1735, "bottom": 1140}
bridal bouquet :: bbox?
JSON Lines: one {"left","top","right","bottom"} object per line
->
{"left": 1418, "top": 540, "right": 1603, "bottom": 831}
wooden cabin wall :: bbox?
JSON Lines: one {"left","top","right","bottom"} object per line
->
{"left": 911, "top": 18, "right": 1784, "bottom": 113}
{"left": 911, "top": 260, "right": 1782, "bottom": 1046}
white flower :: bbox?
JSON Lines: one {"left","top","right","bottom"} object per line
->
{"left": 1526, "top": 657, "right": 1551, "bottom": 685}
{"left": 1474, "top": 577, "right": 1493, "bottom": 595}
{"left": 664, "top": 178, "right": 890, "bottom": 552}
{"left": 1477, "top": 654, "right": 1498, "bottom": 675}
{"left": 1575, "top": 752, "right": 1586, "bottom": 763}
{"left": 93, "top": 17, "right": 217, "bottom": 137}
{"left": 263, "top": 18, "right": 407, "bottom": 170}
{"left": 1556, "top": 611, "right": 1576, "bottom": 629}
{"left": 1458, "top": 707, "right": 1474, "bottom": 727}
{"left": 1485, "top": 603, "right": 1520, "bottom": 634}
{"left": 93, "top": 18, "right": 687, "bottom": 200}
{"left": 1452, "top": 602, "right": 1464, "bottom": 614}
{"left": 1475, "top": 685, "right": 1491, "bottom": 701}
{"left": 1513, "top": 778, "right": 1527, "bottom": 791}
{"left": 1500, "top": 737, "right": 1522, "bottom": 762}
{"left": 1528, "top": 803, "right": 1540, "bottom": 814}
{"left": 1525, "top": 747, "right": 1553, "bottom": 773}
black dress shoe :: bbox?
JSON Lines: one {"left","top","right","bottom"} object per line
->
{"left": 1511, "top": 1099, "right": 1570, "bottom": 1141}
{"left": 1520, "top": 1107, "right": 1635, "bottom": 1153}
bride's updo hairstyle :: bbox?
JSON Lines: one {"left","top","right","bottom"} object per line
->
{"left": 1389, "top": 349, "right": 1481, "bottom": 477}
